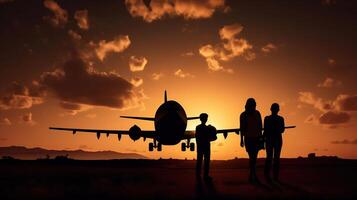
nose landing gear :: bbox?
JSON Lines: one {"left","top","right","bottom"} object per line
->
{"left": 149, "top": 139, "right": 162, "bottom": 151}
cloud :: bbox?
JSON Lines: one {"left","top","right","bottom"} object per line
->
{"left": 299, "top": 92, "right": 357, "bottom": 126}
{"left": 299, "top": 92, "right": 333, "bottom": 112}
{"left": 152, "top": 73, "right": 164, "bottom": 80}
{"left": 68, "top": 30, "right": 82, "bottom": 40}
{"left": 129, "top": 56, "right": 148, "bottom": 72}
{"left": 331, "top": 139, "right": 357, "bottom": 145}
{"left": 181, "top": 51, "right": 194, "bottom": 57}
{"left": 318, "top": 111, "right": 350, "bottom": 125}
{"left": 199, "top": 23, "right": 253, "bottom": 73}
{"left": 261, "top": 43, "right": 277, "bottom": 53}
{"left": 317, "top": 77, "right": 341, "bottom": 88}
{"left": 0, "top": 137, "right": 7, "bottom": 141}
{"left": 298, "top": 91, "right": 332, "bottom": 112}
{"left": 43, "top": 0, "right": 68, "bottom": 28}
{"left": 95, "top": 35, "right": 131, "bottom": 61}
{"left": 328, "top": 58, "right": 336, "bottom": 66}
{"left": 40, "top": 52, "right": 145, "bottom": 111}
{"left": 334, "top": 94, "right": 357, "bottom": 111}
{"left": 58, "top": 101, "right": 91, "bottom": 115}
{"left": 219, "top": 23, "right": 243, "bottom": 40}
{"left": 125, "top": 0, "right": 227, "bottom": 23}
{"left": 21, "top": 112, "right": 35, "bottom": 125}
{"left": 304, "top": 114, "right": 316, "bottom": 124}
{"left": 174, "top": 69, "right": 194, "bottom": 78}
{"left": 74, "top": 10, "right": 89, "bottom": 30}
{"left": 0, "top": 118, "right": 11, "bottom": 126}
{"left": 0, "top": 82, "right": 44, "bottom": 110}
{"left": 130, "top": 77, "right": 144, "bottom": 87}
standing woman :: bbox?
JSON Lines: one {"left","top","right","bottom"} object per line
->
{"left": 240, "top": 98, "right": 263, "bottom": 183}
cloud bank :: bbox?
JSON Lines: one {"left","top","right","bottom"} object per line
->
{"left": 125, "top": 0, "right": 227, "bottom": 22}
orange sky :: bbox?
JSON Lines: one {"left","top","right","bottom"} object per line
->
{"left": 0, "top": 0, "right": 357, "bottom": 159}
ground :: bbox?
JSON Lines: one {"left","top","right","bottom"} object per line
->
{"left": 0, "top": 158, "right": 356, "bottom": 200}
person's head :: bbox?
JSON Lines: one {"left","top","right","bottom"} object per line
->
{"left": 245, "top": 98, "right": 256, "bottom": 112}
{"left": 271, "top": 103, "right": 280, "bottom": 115}
{"left": 199, "top": 113, "right": 208, "bottom": 124}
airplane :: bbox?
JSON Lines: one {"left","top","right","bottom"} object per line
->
{"left": 49, "top": 91, "right": 296, "bottom": 152}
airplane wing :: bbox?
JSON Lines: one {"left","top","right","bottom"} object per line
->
{"left": 49, "top": 127, "right": 156, "bottom": 140}
{"left": 182, "top": 128, "right": 239, "bottom": 140}
{"left": 120, "top": 116, "right": 155, "bottom": 121}
{"left": 182, "top": 126, "right": 296, "bottom": 140}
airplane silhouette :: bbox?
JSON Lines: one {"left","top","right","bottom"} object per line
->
{"left": 49, "top": 91, "right": 296, "bottom": 151}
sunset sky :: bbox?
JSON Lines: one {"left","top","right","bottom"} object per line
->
{"left": 0, "top": 0, "right": 356, "bottom": 159}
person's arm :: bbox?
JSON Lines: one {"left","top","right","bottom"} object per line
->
{"left": 263, "top": 116, "right": 267, "bottom": 138}
{"left": 280, "top": 117, "right": 285, "bottom": 134}
{"left": 240, "top": 114, "right": 245, "bottom": 147}
{"left": 258, "top": 111, "right": 263, "bottom": 135}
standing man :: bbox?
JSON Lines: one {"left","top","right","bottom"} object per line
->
{"left": 196, "top": 113, "right": 213, "bottom": 181}
{"left": 240, "top": 98, "right": 263, "bottom": 183}
{"left": 264, "top": 103, "right": 285, "bottom": 182}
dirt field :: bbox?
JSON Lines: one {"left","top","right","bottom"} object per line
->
{"left": 0, "top": 158, "right": 356, "bottom": 200}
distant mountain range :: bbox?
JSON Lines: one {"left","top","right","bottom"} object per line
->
{"left": 0, "top": 146, "right": 147, "bottom": 160}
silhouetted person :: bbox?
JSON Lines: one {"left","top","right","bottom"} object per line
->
{"left": 196, "top": 113, "right": 212, "bottom": 181}
{"left": 264, "top": 103, "right": 285, "bottom": 182}
{"left": 240, "top": 98, "right": 263, "bottom": 183}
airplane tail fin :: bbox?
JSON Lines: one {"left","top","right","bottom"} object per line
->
{"left": 164, "top": 90, "right": 167, "bottom": 103}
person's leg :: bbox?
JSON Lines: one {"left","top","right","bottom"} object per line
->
{"left": 247, "top": 150, "right": 254, "bottom": 182}
{"left": 251, "top": 148, "right": 258, "bottom": 181}
{"left": 196, "top": 148, "right": 203, "bottom": 178}
{"left": 203, "top": 146, "right": 211, "bottom": 179}
{"left": 273, "top": 137, "right": 282, "bottom": 180}
{"left": 265, "top": 139, "right": 273, "bottom": 180}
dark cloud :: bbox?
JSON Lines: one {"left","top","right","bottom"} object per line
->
{"left": 59, "top": 101, "right": 82, "bottom": 111}
{"left": 299, "top": 92, "right": 357, "bottom": 127}
{"left": 40, "top": 53, "right": 144, "bottom": 110}
{"left": 0, "top": 82, "right": 44, "bottom": 110}
{"left": 335, "top": 94, "right": 357, "bottom": 111}
{"left": 318, "top": 111, "right": 350, "bottom": 125}
{"left": 0, "top": 137, "right": 7, "bottom": 141}
{"left": 331, "top": 139, "right": 357, "bottom": 145}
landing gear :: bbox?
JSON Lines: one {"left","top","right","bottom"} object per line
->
{"left": 181, "top": 139, "right": 195, "bottom": 151}
{"left": 148, "top": 139, "right": 162, "bottom": 151}
{"left": 149, "top": 143, "right": 154, "bottom": 151}
{"left": 190, "top": 143, "right": 195, "bottom": 151}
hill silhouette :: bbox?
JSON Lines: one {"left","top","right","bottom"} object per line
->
{"left": 0, "top": 146, "right": 147, "bottom": 160}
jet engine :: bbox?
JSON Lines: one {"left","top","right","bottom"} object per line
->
{"left": 129, "top": 125, "right": 141, "bottom": 141}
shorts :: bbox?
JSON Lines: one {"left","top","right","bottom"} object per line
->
{"left": 244, "top": 137, "right": 260, "bottom": 153}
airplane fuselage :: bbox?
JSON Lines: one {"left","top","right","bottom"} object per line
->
{"left": 154, "top": 100, "right": 187, "bottom": 145}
